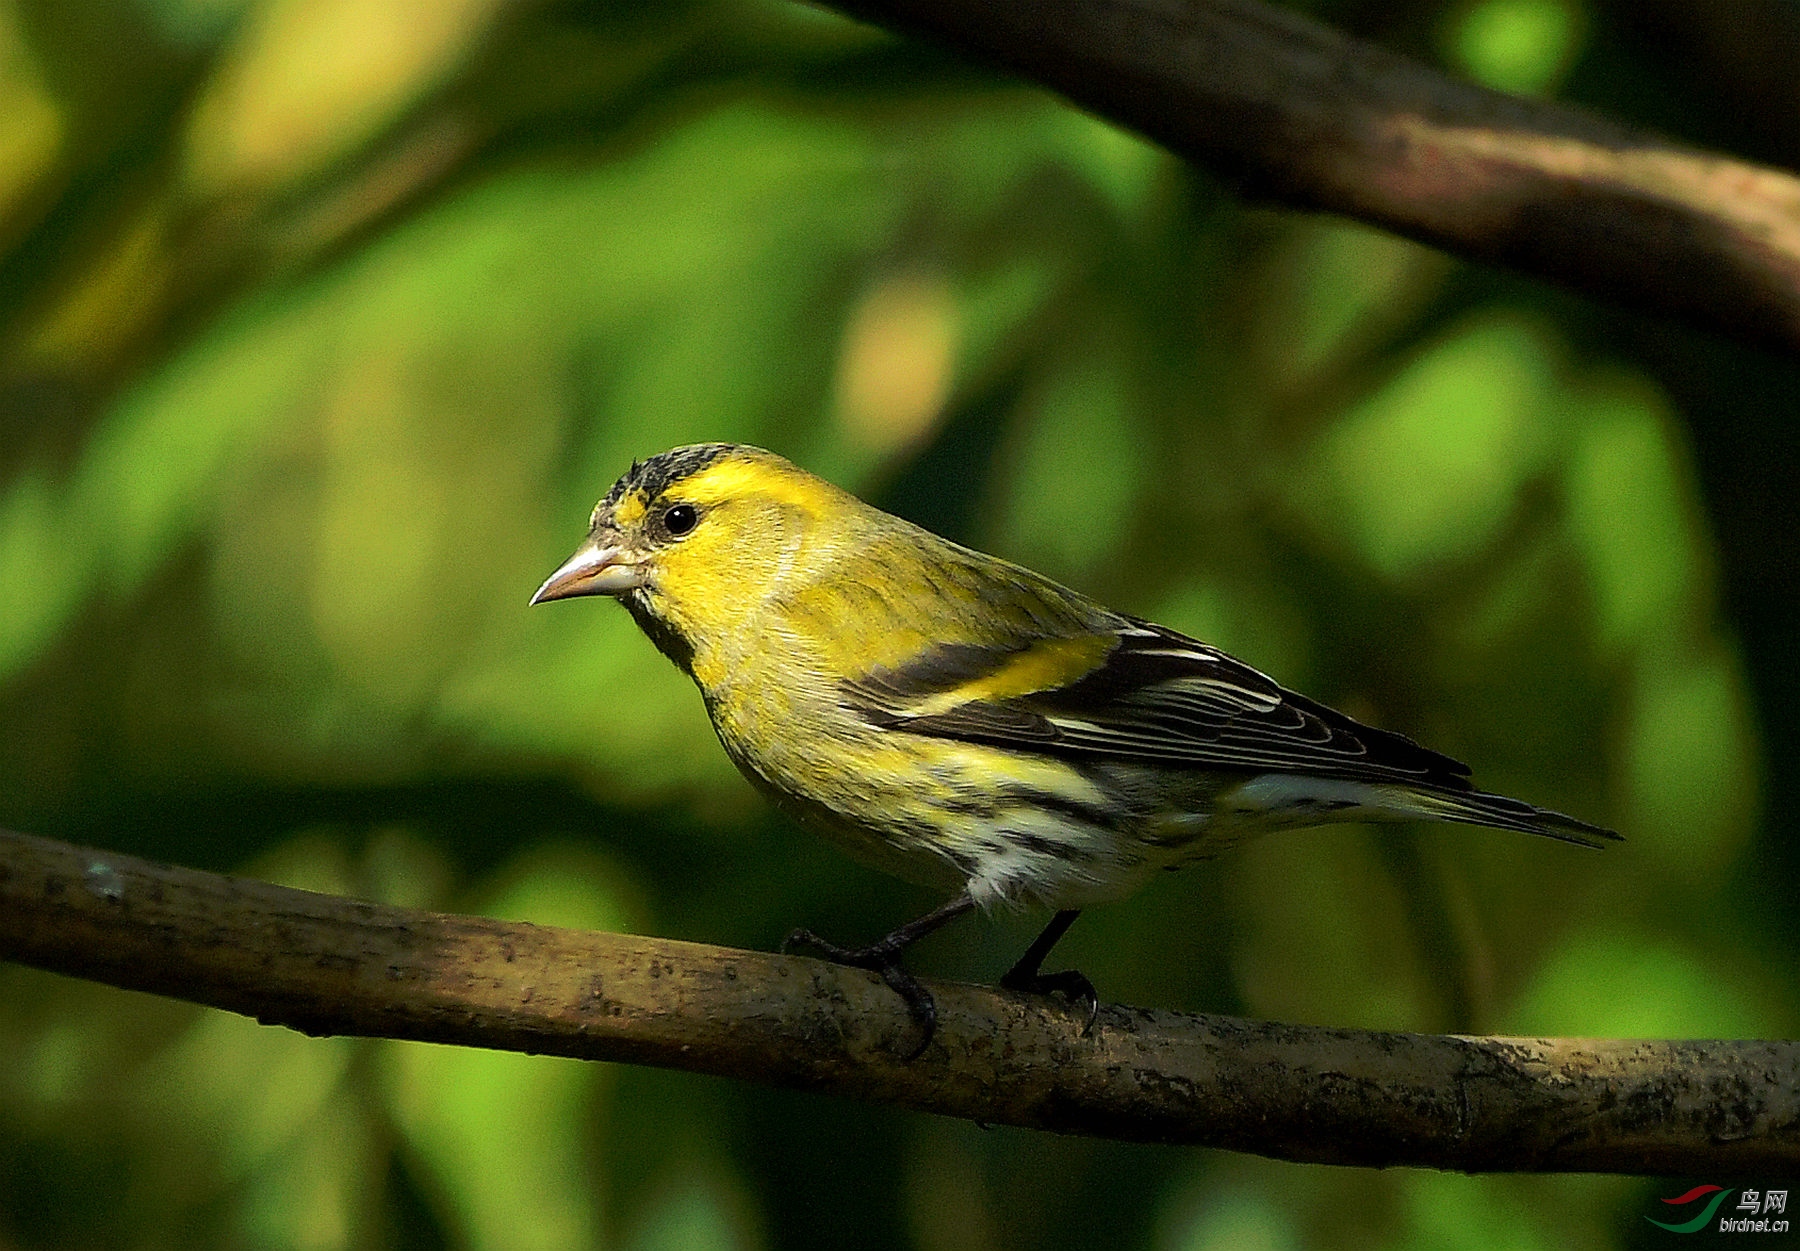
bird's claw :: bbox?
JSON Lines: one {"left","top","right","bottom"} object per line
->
{"left": 781, "top": 928, "right": 937, "bottom": 1058}
{"left": 1000, "top": 965, "right": 1101, "bottom": 1035}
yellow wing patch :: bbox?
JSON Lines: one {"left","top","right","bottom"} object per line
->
{"left": 907, "top": 634, "right": 1116, "bottom": 716}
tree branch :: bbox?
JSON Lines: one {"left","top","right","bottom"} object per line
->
{"left": 814, "top": 0, "right": 1800, "bottom": 356}
{"left": 1, "top": 827, "right": 1792, "bottom": 1174}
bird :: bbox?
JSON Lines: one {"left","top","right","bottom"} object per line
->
{"left": 531, "top": 442, "right": 1618, "bottom": 1051}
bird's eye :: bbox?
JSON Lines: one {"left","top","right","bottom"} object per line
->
{"left": 663, "top": 504, "right": 699, "bottom": 537}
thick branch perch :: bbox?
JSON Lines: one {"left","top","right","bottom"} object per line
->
{"left": 1, "top": 827, "right": 1793, "bottom": 1174}
{"left": 816, "top": 0, "right": 1800, "bottom": 355}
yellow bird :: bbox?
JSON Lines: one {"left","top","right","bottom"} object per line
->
{"left": 533, "top": 443, "right": 1616, "bottom": 1047}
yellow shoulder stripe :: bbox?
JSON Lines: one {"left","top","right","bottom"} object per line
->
{"left": 907, "top": 634, "right": 1116, "bottom": 716}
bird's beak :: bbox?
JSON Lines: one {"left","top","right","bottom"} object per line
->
{"left": 530, "top": 539, "right": 645, "bottom": 604}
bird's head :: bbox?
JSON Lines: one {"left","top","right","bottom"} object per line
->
{"left": 531, "top": 442, "right": 855, "bottom": 667}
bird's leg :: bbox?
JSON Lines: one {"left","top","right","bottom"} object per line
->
{"left": 1000, "top": 909, "right": 1099, "bottom": 1032}
{"left": 782, "top": 893, "right": 978, "bottom": 1057}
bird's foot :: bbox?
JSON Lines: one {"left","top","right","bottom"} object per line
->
{"left": 782, "top": 927, "right": 937, "bottom": 1058}
{"left": 1000, "top": 908, "right": 1099, "bottom": 1034}
{"left": 1000, "top": 963, "right": 1100, "bottom": 1035}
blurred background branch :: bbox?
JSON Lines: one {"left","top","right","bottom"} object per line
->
{"left": 817, "top": 0, "right": 1800, "bottom": 356}
{"left": 5, "top": 826, "right": 1795, "bottom": 1176}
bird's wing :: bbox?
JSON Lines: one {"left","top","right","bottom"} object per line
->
{"left": 841, "top": 621, "right": 1476, "bottom": 788}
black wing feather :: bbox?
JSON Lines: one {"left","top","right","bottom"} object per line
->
{"left": 844, "top": 621, "right": 1477, "bottom": 789}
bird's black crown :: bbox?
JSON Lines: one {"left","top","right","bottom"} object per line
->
{"left": 603, "top": 442, "right": 738, "bottom": 508}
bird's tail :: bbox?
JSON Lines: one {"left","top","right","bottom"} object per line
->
{"left": 1218, "top": 774, "right": 1620, "bottom": 848}
{"left": 1369, "top": 782, "right": 1621, "bottom": 849}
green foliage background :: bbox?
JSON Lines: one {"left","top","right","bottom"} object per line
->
{"left": 0, "top": 0, "right": 1793, "bottom": 1247}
